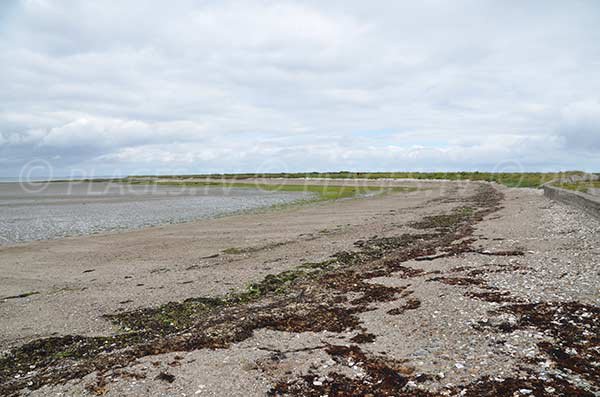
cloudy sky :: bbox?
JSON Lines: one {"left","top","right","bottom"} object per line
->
{"left": 1, "top": 0, "right": 600, "bottom": 177}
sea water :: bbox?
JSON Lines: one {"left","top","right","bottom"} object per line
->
{"left": 0, "top": 182, "right": 312, "bottom": 245}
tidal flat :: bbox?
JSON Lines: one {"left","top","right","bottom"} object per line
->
{"left": 0, "top": 181, "right": 313, "bottom": 245}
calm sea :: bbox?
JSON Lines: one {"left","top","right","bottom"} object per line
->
{"left": 0, "top": 181, "right": 311, "bottom": 245}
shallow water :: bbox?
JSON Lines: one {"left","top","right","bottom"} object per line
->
{"left": 0, "top": 182, "right": 312, "bottom": 245}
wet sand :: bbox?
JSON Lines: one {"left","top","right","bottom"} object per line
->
{"left": 0, "top": 182, "right": 311, "bottom": 245}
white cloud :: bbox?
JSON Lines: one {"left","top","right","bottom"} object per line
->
{"left": 1, "top": 0, "right": 600, "bottom": 175}
{"left": 39, "top": 117, "right": 212, "bottom": 148}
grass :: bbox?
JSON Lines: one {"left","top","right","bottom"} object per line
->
{"left": 126, "top": 171, "right": 588, "bottom": 189}
{"left": 127, "top": 180, "right": 417, "bottom": 201}
{"left": 553, "top": 180, "right": 600, "bottom": 193}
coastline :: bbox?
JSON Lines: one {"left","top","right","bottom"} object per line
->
{"left": 0, "top": 180, "right": 431, "bottom": 348}
{"left": 0, "top": 178, "right": 423, "bottom": 247}
{"left": 0, "top": 181, "right": 317, "bottom": 247}
{"left": 1, "top": 180, "right": 599, "bottom": 396}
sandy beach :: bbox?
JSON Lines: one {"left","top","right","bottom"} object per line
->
{"left": 0, "top": 179, "right": 438, "bottom": 348}
{"left": 4, "top": 1, "right": 599, "bottom": 395}
{"left": 1, "top": 179, "right": 599, "bottom": 396}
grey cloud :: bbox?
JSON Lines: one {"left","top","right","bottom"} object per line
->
{"left": 558, "top": 101, "right": 600, "bottom": 151}
{"left": 1, "top": 0, "right": 600, "bottom": 176}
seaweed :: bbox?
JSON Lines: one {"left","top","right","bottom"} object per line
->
{"left": 1, "top": 184, "right": 528, "bottom": 396}
{"left": 350, "top": 332, "right": 377, "bottom": 344}
{"left": 486, "top": 302, "right": 600, "bottom": 385}
{"left": 387, "top": 298, "right": 422, "bottom": 315}
{"left": 270, "top": 345, "right": 413, "bottom": 396}
{"left": 426, "top": 276, "right": 488, "bottom": 287}
{"left": 155, "top": 372, "right": 175, "bottom": 383}
{"left": 2, "top": 291, "right": 39, "bottom": 300}
{"left": 465, "top": 291, "right": 519, "bottom": 304}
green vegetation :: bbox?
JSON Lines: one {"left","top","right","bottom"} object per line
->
{"left": 126, "top": 171, "right": 587, "bottom": 189}
{"left": 45, "top": 171, "right": 594, "bottom": 189}
{"left": 554, "top": 180, "right": 600, "bottom": 193}
{"left": 128, "top": 179, "right": 417, "bottom": 201}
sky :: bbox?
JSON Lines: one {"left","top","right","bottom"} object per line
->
{"left": 1, "top": 0, "right": 600, "bottom": 177}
